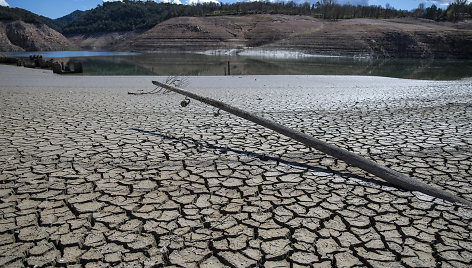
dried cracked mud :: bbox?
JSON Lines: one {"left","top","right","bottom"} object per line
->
{"left": 0, "top": 65, "right": 471, "bottom": 267}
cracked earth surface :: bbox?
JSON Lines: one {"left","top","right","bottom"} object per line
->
{"left": 0, "top": 65, "right": 471, "bottom": 267}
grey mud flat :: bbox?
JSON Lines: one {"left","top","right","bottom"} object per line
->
{"left": 0, "top": 65, "right": 471, "bottom": 267}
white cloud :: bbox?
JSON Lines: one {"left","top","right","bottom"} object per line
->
{"left": 266, "top": 0, "right": 471, "bottom": 7}
{"left": 159, "top": 0, "right": 183, "bottom": 4}
{"left": 245, "top": 0, "right": 369, "bottom": 5}
{"left": 338, "top": 0, "right": 369, "bottom": 5}
{"left": 426, "top": 0, "right": 472, "bottom": 6}
{"left": 0, "top": 0, "right": 9, "bottom": 7}
{"left": 103, "top": 0, "right": 183, "bottom": 3}
{"left": 271, "top": 0, "right": 470, "bottom": 7}
{"left": 187, "top": 0, "right": 221, "bottom": 4}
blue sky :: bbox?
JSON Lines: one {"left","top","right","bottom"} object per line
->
{"left": 0, "top": 0, "right": 466, "bottom": 19}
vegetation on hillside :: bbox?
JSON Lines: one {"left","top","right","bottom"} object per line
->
{"left": 420, "top": 0, "right": 472, "bottom": 21}
{"left": 55, "top": 10, "right": 85, "bottom": 26}
{"left": 2, "top": 0, "right": 472, "bottom": 35}
{"left": 61, "top": 0, "right": 472, "bottom": 34}
{"left": 61, "top": 1, "right": 410, "bottom": 34}
{"left": 61, "top": 1, "right": 181, "bottom": 34}
{"left": 0, "top": 6, "right": 63, "bottom": 32}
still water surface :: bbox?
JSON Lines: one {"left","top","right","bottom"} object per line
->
{"left": 5, "top": 51, "right": 138, "bottom": 58}
{"left": 6, "top": 51, "right": 472, "bottom": 80}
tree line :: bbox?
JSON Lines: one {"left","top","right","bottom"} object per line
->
{"left": 1, "top": 0, "right": 471, "bottom": 35}
{"left": 416, "top": 0, "right": 472, "bottom": 21}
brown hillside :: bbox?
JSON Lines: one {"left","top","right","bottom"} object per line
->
{"left": 114, "top": 15, "right": 472, "bottom": 59}
{"left": 0, "top": 20, "right": 72, "bottom": 52}
{"left": 268, "top": 18, "right": 472, "bottom": 58}
{"left": 115, "top": 15, "right": 322, "bottom": 52}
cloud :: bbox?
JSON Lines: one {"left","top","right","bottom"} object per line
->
{"left": 103, "top": 0, "right": 184, "bottom": 3}
{"left": 187, "top": 0, "right": 221, "bottom": 4}
{"left": 426, "top": 0, "right": 472, "bottom": 6}
{"left": 338, "top": 0, "right": 369, "bottom": 5}
{"left": 158, "top": 0, "right": 183, "bottom": 4}
{"left": 0, "top": 0, "right": 9, "bottom": 7}
{"left": 244, "top": 0, "right": 369, "bottom": 5}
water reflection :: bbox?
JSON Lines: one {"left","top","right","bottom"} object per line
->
{"left": 5, "top": 51, "right": 472, "bottom": 80}
{"left": 5, "top": 51, "right": 138, "bottom": 58}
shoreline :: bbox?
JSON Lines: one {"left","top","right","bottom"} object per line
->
{"left": 1, "top": 64, "right": 471, "bottom": 83}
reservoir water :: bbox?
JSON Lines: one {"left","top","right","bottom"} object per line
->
{"left": 5, "top": 51, "right": 472, "bottom": 80}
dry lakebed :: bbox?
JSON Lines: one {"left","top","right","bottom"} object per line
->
{"left": 0, "top": 65, "right": 471, "bottom": 267}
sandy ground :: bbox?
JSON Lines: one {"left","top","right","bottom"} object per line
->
{"left": 0, "top": 65, "right": 471, "bottom": 267}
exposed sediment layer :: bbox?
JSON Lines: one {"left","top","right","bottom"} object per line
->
{"left": 0, "top": 65, "right": 471, "bottom": 266}
{"left": 269, "top": 18, "right": 472, "bottom": 59}
{"left": 115, "top": 15, "right": 472, "bottom": 59}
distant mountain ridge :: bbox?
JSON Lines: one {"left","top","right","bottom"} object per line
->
{"left": 61, "top": 2, "right": 178, "bottom": 34}
{"left": 55, "top": 10, "right": 85, "bottom": 27}
{"left": 0, "top": 6, "right": 63, "bottom": 32}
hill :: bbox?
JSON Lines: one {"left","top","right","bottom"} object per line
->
{"left": 0, "top": 20, "right": 72, "bottom": 52}
{"left": 59, "top": 1, "right": 414, "bottom": 35}
{"left": 59, "top": 1, "right": 472, "bottom": 35}
{"left": 270, "top": 18, "right": 472, "bottom": 59}
{"left": 113, "top": 15, "right": 321, "bottom": 52}
{"left": 0, "top": 6, "right": 63, "bottom": 32}
{"left": 61, "top": 2, "right": 179, "bottom": 34}
{"left": 0, "top": 6, "right": 73, "bottom": 52}
{"left": 113, "top": 15, "right": 472, "bottom": 59}
{"left": 55, "top": 10, "right": 85, "bottom": 27}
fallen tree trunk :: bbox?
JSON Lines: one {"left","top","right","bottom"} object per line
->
{"left": 152, "top": 80, "right": 472, "bottom": 207}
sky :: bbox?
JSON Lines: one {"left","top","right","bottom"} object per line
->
{"left": 1, "top": 0, "right": 468, "bottom": 19}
